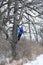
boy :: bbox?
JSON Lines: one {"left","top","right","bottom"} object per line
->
{"left": 17, "top": 25, "right": 24, "bottom": 40}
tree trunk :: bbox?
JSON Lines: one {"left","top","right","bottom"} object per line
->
{"left": 11, "top": 0, "right": 18, "bottom": 58}
{"left": 11, "top": 20, "right": 18, "bottom": 58}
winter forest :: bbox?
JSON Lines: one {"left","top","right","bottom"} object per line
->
{"left": 0, "top": 0, "right": 43, "bottom": 65}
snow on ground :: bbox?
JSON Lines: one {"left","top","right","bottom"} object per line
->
{"left": 23, "top": 54, "right": 43, "bottom": 65}
{"left": 0, "top": 54, "right": 43, "bottom": 65}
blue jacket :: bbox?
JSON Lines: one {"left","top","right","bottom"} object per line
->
{"left": 18, "top": 27, "right": 24, "bottom": 35}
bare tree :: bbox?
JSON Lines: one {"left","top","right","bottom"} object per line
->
{"left": 0, "top": 0, "right": 43, "bottom": 58}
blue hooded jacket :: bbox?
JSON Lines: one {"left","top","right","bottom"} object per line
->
{"left": 18, "top": 26, "right": 24, "bottom": 35}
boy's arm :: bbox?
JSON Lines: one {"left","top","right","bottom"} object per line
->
{"left": 17, "top": 25, "right": 19, "bottom": 27}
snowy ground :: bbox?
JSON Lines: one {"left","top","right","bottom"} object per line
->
{"left": 0, "top": 34, "right": 43, "bottom": 65}
{"left": 24, "top": 54, "right": 43, "bottom": 65}
{"left": 0, "top": 54, "right": 43, "bottom": 65}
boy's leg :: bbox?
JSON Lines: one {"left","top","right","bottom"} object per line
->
{"left": 18, "top": 34, "right": 21, "bottom": 40}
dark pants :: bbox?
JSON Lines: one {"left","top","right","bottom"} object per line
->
{"left": 18, "top": 34, "right": 21, "bottom": 40}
